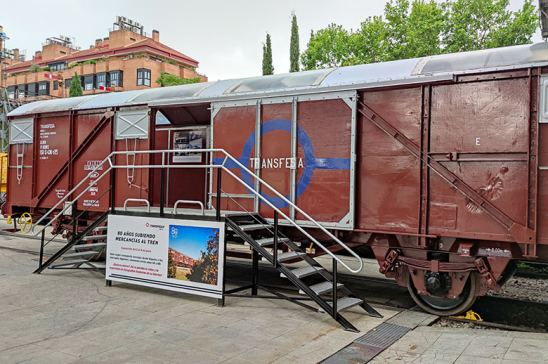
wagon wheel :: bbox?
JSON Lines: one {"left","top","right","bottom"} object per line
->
{"left": 17, "top": 212, "right": 33, "bottom": 233}
{"left": 407, "top": 272, "right": 478, "bottom": 316}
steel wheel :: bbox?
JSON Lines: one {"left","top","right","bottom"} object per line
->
{"left": 407, "top": 272, "right": 478, "bottom": 316}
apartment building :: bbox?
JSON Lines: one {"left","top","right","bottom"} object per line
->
{"left": 2, "top": 17, "right": 206, "bottom": 101}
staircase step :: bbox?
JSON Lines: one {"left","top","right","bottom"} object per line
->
{"left": 49, "top": 259, "right": 89, "bottom": 268}
{"left": 290, "top": 265, "right": 325, "bottom": 279}
{"left": 82, "top": 234, "right": 107, "bottom": 241}
{"left": 63, "top": 251, "right": 98, "bottom": 259}
{"left": 301, "top": 281, "right": 344, "bottom": 295}
{"left": 256, "top": 237, "right": 289, "bottom": 246}
{"left": 74, "top": 242, "right": 106, "bottom": 250}
{"left": 333, "top": 297, "right": 363, "bottom": 312}
{"left": 277, "top": 251, "right": 306, "bottom": 262}
{"left": 239, "top": 224, "right": 271, "bottom": 232}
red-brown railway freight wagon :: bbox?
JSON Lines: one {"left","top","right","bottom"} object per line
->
{"left": 7, "top": 43, "right": 548, "bottom": 315}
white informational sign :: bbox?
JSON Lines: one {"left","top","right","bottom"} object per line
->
{"left": 106, "top": 214, "right": 225, "bottom": 299}
{"left": 172, "top": 130, "right": 203, "bottom": 163}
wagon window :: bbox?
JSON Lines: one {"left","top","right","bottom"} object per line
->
{"left": 137, "top": 68, "right": 151, "bottom": 87}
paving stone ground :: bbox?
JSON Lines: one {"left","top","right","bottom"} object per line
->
{"left": 0, "top": 231, "right": 546, "bottom": 363}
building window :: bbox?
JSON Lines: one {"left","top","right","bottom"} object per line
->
{"left": 53, "top": 81, "right": 59, "bottom": 90}
{"left": 83, "top": 75, "right": 94, "bottom": 90}
{"left": 64, "top": 78, "right": 72, "bottom": 89}
{"left": 38, "top": 82, "right": 50, "bottom": 96}
{"left": 96, "top": 73, "right": 107, "bottom": 89}
{"left": 109, "top": 70, "right": 123, "bottom": 87}
{"left": 48, "top": 62, "right": 66, "bottom": 72}
{"left": 7, "top": 86, "right": 16, "bottom": 100}
{"left": 27, "top": 83, "right": 37, "bottom": 97}
{"left": 137, "top": 68, "right": 151, "bottom": 87}
{"left": 17, "top": 84, "right": 26, "bottom": 98}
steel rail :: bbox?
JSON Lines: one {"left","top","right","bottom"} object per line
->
{"left": 33, "top": 148, "right": 363, "bottom": 273}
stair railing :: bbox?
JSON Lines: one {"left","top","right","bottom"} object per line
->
{"left": 32, "top": 148, "right": 363, "bottom": 273}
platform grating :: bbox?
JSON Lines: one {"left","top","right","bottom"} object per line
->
{"left": 321, "top": 322, "right": 410, "bottom": 364}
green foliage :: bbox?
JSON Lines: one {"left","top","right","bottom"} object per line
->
{"left": 262, "top": 33, "right": 274, "bottom": 75}
{"left": 301, "top": 0, "right": 538, "bottom": 70}
{"left": 290, "top": 13, "right": 300, "bottom": 72}
{"left": 187, "top": 231, "right": 219, "bottom": 285}
{"left": 156, "top": 72, "right": 201, "bottom": 87}
{"left": 69, "top": 73, "right": 83, "bottom": 97}
{"left": 29, "top": 64, "right": 41, "bottom": 73}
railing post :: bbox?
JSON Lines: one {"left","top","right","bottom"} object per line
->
{"left": 160, "top": 166, "right": 166, "bottom": 217}
{"left": 332, "top": 258, "right": 338, "bottom": 317}
{"left": 110, "top": 165, "right": 116, "bottom": 215}
{"left": 273, "top": 211, "right": 278, "bottom": 268}
{"left": 38, "top": 229, "right": 45, "bottom": 272}
{"left": 216, "top": 167, "right": 222, "bottom": 222}
{"left": 252, "top": 248, "right": 259, "bottom": 296}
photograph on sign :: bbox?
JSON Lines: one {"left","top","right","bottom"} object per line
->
{"left": 106, "top": 215, "right": 224, "bottom": 299}
{"left": 167, "top": 224, "right": 220, "bottom": 285}
{"left": 172, "top": 130, "right": 203, "bottom": 163}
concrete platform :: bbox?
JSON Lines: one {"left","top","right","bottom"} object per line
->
{"left": 0, "top": 233, "right": 396, "bottom": 363}
{"left": 1, "top": 233, "right": 546, "bottom": 363}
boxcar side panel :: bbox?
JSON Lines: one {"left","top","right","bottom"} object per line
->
{"left": 212, "top": 105, "right": 256, "bottom": 212}
{"left": 7, "top": 142, "right": 33, "bottom": 209}
{"left": 74, "top": 113, "right": 113, "bottom": 212}
{"left": 428, "top": 79, "right": 530, "bottom": 240}
{"left": 357, "top": 87, "right": 422, "bottom": 233}
{"left": 34, "top": 115, "right": 71, "bottom": 208}
{"left": 259, "top": 103, "right": 292, "bottom": 219}
{"left": 295, "top": 99, "right": 352, "bottom": 224}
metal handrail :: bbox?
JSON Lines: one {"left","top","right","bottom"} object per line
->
{"left": 173, "top": 200, "right": 205, "bottom": 215}
{"left": 32, "top": 148, "right": 363, "bottom": 273}
{"left": 123, "top": 198, "right": 151, "bottom": 212}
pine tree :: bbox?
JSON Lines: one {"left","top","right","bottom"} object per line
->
{"left": 290, "top": 13, "right": 300, "bottom": 72}
{"left": 262, "top": 33, "right": 274, "bottom": 75}
{"left": 69, "top": 73, "right": 83, "bottom": 97}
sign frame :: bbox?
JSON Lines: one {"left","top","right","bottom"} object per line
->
{"left": 106, "top": 214, "right": 225, "bottom": 300}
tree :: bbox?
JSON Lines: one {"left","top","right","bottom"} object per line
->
{"left": 187, "top": 231, "right": 219, "bottom": 285}
{"left": 156, "top": 72, "right": 201, "bottom": 87}
{"left": 69, "top": 73, "right": 83, "bottom": 97}
{"left": 262, "top": 33, "right": 274, "bottom": 75}
{"left": 290, "top": 13, "right": 300, "bottom": 72}
{"left": 301, "top": 0, "right": 538, "bottom": 70}
{"left": 301, "top": 24, "right": 354, "bottom": 70}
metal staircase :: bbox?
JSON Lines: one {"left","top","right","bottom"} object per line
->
{"left": 225, "top": 213, "right": 381, "bottom": 332}
{"left": 31, "top": 147, "right": 381, "bottom": 330}
{"left": 35, "top": 211, "right": 109, "bottom": 274}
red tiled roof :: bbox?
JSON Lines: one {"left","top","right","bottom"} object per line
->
{"left": 5, "top": 37, "right": 198, "bottom": 72}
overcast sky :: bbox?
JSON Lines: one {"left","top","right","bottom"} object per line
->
{"left": 0, "top": 0, "right": 540, "bottom": 81}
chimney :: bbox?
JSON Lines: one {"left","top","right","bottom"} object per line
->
{"left": 95, "top": 38, "right": 102, "bottom": 47}
{"left": 33, "top": 50, "right": 42, "bottom": 60}
{"left": 152, "top": 30, "right": 160, "bottom": 42}
{"left": 13, "top": 48, "right": 19, "bottom": 60}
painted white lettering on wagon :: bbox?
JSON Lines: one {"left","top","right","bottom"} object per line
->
{"left": 249, "top": 157, "right": 304, "bottom": 169}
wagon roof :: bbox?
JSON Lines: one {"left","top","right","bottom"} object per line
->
{"left": 8, "top": 42, "right": 548, "bottom": 118}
